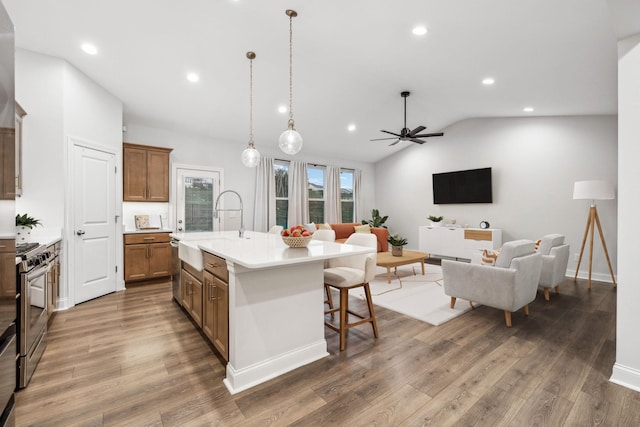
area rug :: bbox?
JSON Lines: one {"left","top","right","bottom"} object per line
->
{"left": 349, "top": 263, "right": 475, "bottom": 326}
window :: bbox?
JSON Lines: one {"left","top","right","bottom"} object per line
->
{"left": 274, "top": 161, "right": 289, "bottom": 228}
{"left": 340, "top": 169, "right": 355, "bottom": 222}
{"left": 308, "top": 166, "right": 325, "bottom": 224}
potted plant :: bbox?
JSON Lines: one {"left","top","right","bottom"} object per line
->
{"left": 388, "top": 233, "right": 408, "bottom": 257}
{"left": 361, "top": 208, "right": 388, "bottom": 228}
{"left": 427, "top": 215, "right": 444, "bottom": 227}
{"left": 15, "top": 213, "right": 42, "bottom": 243}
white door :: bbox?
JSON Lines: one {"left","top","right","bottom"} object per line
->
{"left": 73, "top": 145, "right": 117, "bottom": 304}
{"left": 176, "top": 168, "right": 221, "bottom": 233}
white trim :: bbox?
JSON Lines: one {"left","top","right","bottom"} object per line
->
{"left": 64, "top": 136, "right": 123, "bottom": 310}
{"left": 610, "top": 363, "right": 640, "bottom": 392}
{"left": 566, "top": 269, "right": 616, "bottom": 284}
{"left": 171, "top": 163, "right": 224, "bottom": 231}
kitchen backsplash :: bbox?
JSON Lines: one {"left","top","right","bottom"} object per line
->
{"left": 122, "top": 202, "right": 169, "bottom": 232}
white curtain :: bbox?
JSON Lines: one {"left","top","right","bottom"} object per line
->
{"left": 253, "top": 157, "right": 276, "bottom": 232}
{"left": 354, "top": 168, "right": 363, "bottom": 222}
{"left": 325, "top": 165, "right": 342, "bottom": 223}
{"left": 287, "top": 161, "right": 309, "bottom": 226}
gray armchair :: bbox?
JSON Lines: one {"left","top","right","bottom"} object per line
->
{"left": 442, "top": 240, "right": 542, "bottom": 327}
{"left": 537, "top": 234, "right": 570, "bottom": 301}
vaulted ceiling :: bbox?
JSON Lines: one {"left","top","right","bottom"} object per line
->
{"left": 4, "top": 0, "right": 633, "bottom": 163}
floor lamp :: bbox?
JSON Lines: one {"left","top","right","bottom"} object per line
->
{"left": 573, "top": 180, "right": 617, "bottom": 288}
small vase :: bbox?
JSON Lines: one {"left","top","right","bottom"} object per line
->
{"left": 430, "top": 221, "right": 442, "bottom": 227}
{"left": 16, "top": 225, "right": 31, "bottom": 243}
{"left": 392, "top": 245, "right": 403, "bottom": 257}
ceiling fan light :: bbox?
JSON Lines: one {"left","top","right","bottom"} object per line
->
{"left": 241, "top": 143, "right": 260, "bottom": 167}
{"left": 279, "top": 128, "right": 303, "bottom": 155}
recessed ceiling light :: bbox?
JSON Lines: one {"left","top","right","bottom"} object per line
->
{"left": 81, "top": 43, "right": 98, "bottom": 55}
{"left": 278, "top": 105, "right": 287, "bottom": 114}
{"left": 482, "top": 77, "right": 495, "bottom": 85}
{"left": 186, "top": 72, "right": 199, "bottom": 83}
{"left": 523, "top": 107, "right": 534, "bottom": 112}
{"left": 347, "top": 124, "right": 356, "bottom": 132}
{"left": 412, "top": 25, "right": 428, "bottom": 36}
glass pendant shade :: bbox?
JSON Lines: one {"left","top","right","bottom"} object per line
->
{"left": 241, "top": 143, "right": 260, "bottom": 167}
{"left": 278, "top": 127, "right": 303, "bottom": 155}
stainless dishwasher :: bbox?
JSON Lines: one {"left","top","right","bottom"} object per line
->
{"left": 170, "top": 239, "right": 181, "bottom": 305}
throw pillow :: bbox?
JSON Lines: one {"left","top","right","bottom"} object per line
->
{"left": 354, "top": 224, "right": 371, "bottom": 233}
{"left": 317, "top": 223, "right": 332, "bottom": 230}
{"left": 481, "top": 249, "right": 501, "bottom": 266}
{"left": 304, "top": 222, "right": 317, "bottom": 232}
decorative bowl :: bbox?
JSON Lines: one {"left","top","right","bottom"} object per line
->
{"left": 282, "top": 235, "right": 312, "bottom": 248}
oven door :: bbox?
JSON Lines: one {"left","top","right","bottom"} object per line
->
{"left": 21, "top": 264, "right": 48, "bottom": 356}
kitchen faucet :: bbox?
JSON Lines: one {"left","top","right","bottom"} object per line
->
{"left": 214, "top": 190, "right": 245, "bottom": 238}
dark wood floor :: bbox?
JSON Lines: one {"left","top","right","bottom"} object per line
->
{"left": 14, "top": 274, "right": 640, "bottom": 426}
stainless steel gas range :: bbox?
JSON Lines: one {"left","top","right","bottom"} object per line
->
{"left": 16, "top": 242, "right": 52, "bottom": 389}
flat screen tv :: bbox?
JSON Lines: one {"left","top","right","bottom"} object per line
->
{"left": 432, "top": 167, "right": 493, "bottom": 204}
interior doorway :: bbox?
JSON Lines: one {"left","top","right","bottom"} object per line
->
{"left": 173, "top": 165, "right": 223, "bottom": 233}
{"left": 69, "top": 139, "right": 118, "bottom": 305}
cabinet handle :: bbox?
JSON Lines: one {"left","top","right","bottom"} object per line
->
{"left": 143, "top": 237, "right": 155, "bottom": 241}
{"left": 211, "top": 284, "right": 217, "bottom": 301}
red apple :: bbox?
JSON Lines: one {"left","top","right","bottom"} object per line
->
{"left": 301, "top": 230, "right": 311, "bottom": 237}
{"left": 282, "top": 229, "right": 291, "bottom": 236}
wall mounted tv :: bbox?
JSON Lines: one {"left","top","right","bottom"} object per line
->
{"left": 432, "top": 167, "right": 493, "bottom": 204}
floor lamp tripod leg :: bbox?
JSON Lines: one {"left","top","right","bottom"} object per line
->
{"left": 593, "top": 207, "right": 617, "bottom": 287}
{"left": 574, "top": 207, "right": 593, "bottom": 281}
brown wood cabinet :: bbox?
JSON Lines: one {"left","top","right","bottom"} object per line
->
{"left": 0, "top": 239, "right": 15, "bottom": 298}
{"left": 124, "top": 232, "right": 171, "bottom": 282}
{"left": 123, "top": 142, "right": 172, "bottom": 202}
{"left": 181, "top": 267, "right": 203, "bottom": 327}
{"left": 203, "top": 252, "right": 229, "bottom": 361}
{"left": 0, "top": 128, "right": 15, "bottom": 200}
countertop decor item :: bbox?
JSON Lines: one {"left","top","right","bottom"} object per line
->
{"left": 428, "top": 215, "right": 444, "bottom": 227}
{"left": 479, "top": 220, "right": 490, "bottom": 229}
{"left": 278, "top": 9, "right": 303, "bottom": 155}
{"left": 16, "top": 213, "right": 41, "bottom": 242}
{"left": 241, "top": 51, "right": 260, "bottom": 167}
{"left": 281, "top": 224, "right": 312, "bottom": 247}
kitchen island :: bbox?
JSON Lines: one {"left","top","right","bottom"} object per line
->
{"left": 174, "top": 230, "right": 375, "bottom": 394}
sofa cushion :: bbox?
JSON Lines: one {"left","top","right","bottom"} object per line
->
{"left": 331, "top": 223, "right": 360, "bottom": 240}
{"left": 354, "top": 224, "right": 371, "bottom": 233}
{"left": 304, "top": 222, "right": 317, "bottom": 232}
{"left": 329, "top": 223, "right": 389, "bottom": 252}
{"left": 317, "top": 223, "right": 332, "bottom": 230}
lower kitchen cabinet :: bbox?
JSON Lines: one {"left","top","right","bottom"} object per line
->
{"left": 124, "top": 233, "right": 171, "bottom": 283}
{"left": 0, "top": 240, "right": 15, "bottom": 298}
{"left": 203, "top": 270, "right": 229, "bottom": 361}
{"left": 181, "top": 267, "right": 203, "bottom": 327}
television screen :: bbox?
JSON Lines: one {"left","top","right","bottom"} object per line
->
{"left": 432, "top": 167, "right": 493, "bottom": 204}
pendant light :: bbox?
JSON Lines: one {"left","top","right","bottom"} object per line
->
{"left": 278, "top": 9, "right": 303, "bottom": 155}
{"left": 241, "top": 51, "right": 260, "bottom": 167}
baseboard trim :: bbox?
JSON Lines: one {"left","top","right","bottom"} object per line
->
{"left": 610, "top": 363, "right": 640, "bottom": 392}
{"left": 565, "top": 269, "right": 616, "bottom": 284}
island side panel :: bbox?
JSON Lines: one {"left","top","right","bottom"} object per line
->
{"left": 223, "top": 260, "right": 328, "bottom": 394}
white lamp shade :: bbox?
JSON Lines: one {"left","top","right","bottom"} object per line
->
{"left": 573, "top": 180, "right": 615, "bottom": 200}
{"left": 241, "top": 146, "right": 260, "bottom": 167}
{"left": 278, "top": 129, "right": 303, "bottom": 155}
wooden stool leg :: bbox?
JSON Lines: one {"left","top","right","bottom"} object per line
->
{"left": 504, "top": 311, "right": 512, "bottom": 328}
{"left": 554, "top": 285, "right": 560, "bottom": 294}
{"left": 523, "top": 305, "right": 529, "bottom": 316}
{"left": 450, "top": 297, "right": 457, "bottom": 309}
{"left": 543, "top": 288, "right": 550, "bottom": 301}
{"left": 325, "top": 284, "right": 334, "bottom": 318}
{"left": 339, "top": 288, "right": 348, "bottom": 351}
{"left": 363, "top": 283, "right": 379, "bottom": 338}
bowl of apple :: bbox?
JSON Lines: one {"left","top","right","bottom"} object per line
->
{"left": 281, "top": 225, "right": 313, "bottom": 247}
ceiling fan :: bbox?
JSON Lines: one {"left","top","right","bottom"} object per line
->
{"left": 371, "top": 91, "right": 444, "bottom": 146}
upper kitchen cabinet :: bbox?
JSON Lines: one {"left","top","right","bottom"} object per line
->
{"left": 123, "top": 142, "right": 173, "bottom": 202}
{"left": 15, "top": 102, "right": 25, "bottom": 197}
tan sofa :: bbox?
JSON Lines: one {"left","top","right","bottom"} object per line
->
{"left": 329, "top": 223, "right": 389, "bottom": 252}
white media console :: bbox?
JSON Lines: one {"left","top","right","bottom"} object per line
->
{"left": 418, "top": 226, "right": 502, "bottom": 262}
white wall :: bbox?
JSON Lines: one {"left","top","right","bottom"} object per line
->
{"left": 123, "top": 123, "right": 377, "bottom": 232}
{"left": 375, "top": 115, "right": 618, "bottom": 281}
{"left": 15, "top": 48, "right": 124, "bottom": 308}
{"left": 611, "top": 34, "right": 640, "bottom": 392}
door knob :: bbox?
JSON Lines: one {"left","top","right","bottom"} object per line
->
{"left": 76, "top": 230, "right": 86, "bottom": 236}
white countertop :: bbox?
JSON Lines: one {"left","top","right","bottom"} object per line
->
{"left": 179, "top": 230, "right": 375, "bottom": 270}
